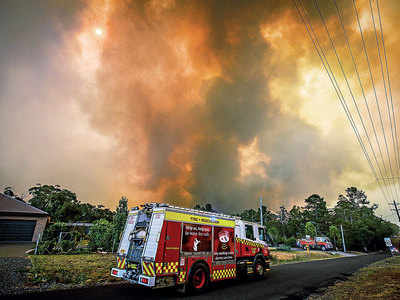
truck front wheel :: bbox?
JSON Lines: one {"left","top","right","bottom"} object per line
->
{"left": 253, "top": 258, "right": 265, "bottom": 280}
{"left": 188, "top": 264, "right": 210, "bottom": 294}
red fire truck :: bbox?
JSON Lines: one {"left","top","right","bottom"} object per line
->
{"left": 297, "top": 236, "right": 333, "bottom": 251}
{"left": 111, "top": 203, "right": 270, "bottom": 293}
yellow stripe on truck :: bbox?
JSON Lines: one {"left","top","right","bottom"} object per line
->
{"left": 142, "top": 262, "right": 155, "bottom": 276}
{"left": 165, "top": 211, "right": 235, "bottom": 227}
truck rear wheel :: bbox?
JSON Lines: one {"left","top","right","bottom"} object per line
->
{"left": 188, "top": 264, "right": 210, "bottom": 294}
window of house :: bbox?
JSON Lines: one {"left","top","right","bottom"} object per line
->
{"left": 245, "top": 224, "right": 254, "bottom": 240}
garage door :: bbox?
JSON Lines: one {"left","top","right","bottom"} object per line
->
{"left": 0, "top": 219, "right": 36, "bottom": 242}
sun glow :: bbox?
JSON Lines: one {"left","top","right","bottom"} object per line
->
{"left": 95, "top": 28, "right": 103, "bottom": 36}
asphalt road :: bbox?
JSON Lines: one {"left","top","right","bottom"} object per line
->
{"left": 2, "top": 253, "right": 386, "bottom": 300}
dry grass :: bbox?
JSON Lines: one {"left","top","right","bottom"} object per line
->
{"left": 271, "top": 250, "right": 340, "bottom": 265}
{"left": 309, "top": 256, "right": 400, "bottom": 300}
{"left": 26, "top": 254, "right": 121, "bottom": 288}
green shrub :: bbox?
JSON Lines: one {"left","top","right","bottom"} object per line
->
{"left": 58, "top": 240, "right": 75, "bottom": 252}
{"left": 285, "top": 236, "right": 297, "bottom": 247}
{"left": 88, "top": 219, "right": 114, "bottom": 252}
{"left": 37, "top": 240, "right": 56, "bottom": 254}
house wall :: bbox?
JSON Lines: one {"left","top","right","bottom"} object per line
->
{"left": 0, "top": 215, "right": 48, "bottom": 242}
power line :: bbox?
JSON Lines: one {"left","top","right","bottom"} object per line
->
{"left": 375, "top": 0, "right": 400, "bottom": 206}
{"left": 293, "top": 0, "right": 399, "bottom": 211}
{"left": 352, "top": 0, "right": 398, "bottom": 205}
{"left": 368, "top": 0, "right": 399, "bottom": 203}
{"left": 313, "top": 0, "right": 394, "bottom": 204}
{"left": 329, "top": 0, "right": 394, "bottom": 204}
{"left": 293, "top": 0, "right": 390, "bottom": 205}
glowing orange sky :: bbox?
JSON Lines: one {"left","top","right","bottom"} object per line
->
{"left": 1, "top": 0, "right": 400, "bottom": 223}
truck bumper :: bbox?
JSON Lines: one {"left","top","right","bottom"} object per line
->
{"left": 110, "top": 268, "right": 156, "bottom": 287}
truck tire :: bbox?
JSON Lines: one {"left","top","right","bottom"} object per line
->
{"left": 253, "top": 258, "right": 265, "bottom": 280}
{"left": 188, "top": 264, "right": 210, "bottom": 294}
{"left": 321, "top": 246, "right": 326, "bottom": 251}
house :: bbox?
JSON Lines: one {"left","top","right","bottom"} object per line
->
{"left": 0, "top": 193, "right": 48, "bottom": 242}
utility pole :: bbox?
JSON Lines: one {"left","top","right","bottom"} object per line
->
{"left": 390, "top": 200, "right": 400, "bottom": 223}
{"left": 259, "top": 196, "right": 263, "bottom": 226}
{"left": 340, "top": 224, "right": 346, "bottom": 253}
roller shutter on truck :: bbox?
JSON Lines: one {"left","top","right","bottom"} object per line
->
{"left": 0, "top": 219, "right": 36, "bottom": 242}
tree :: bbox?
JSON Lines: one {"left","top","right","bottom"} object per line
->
{"left": 88, "top": 219, "right": 114, "bottom": 251}
{"left": 345, "top": 187, "right": 369, "bottom": 206}
{"left": 287, "top": 205, "right": 305, "bottom": 237}
{"left": 193, "top": 203, "right": 215, "bottom": 212}
{"left": 28, "top": 184, "right": 79, "bottom": 221}
{"left": 28, "top": 184, "right": 114, "bottom": 222}
{"left": 329, "top": 225, "right": 341, "bottom": 248}
{"left": 4, "top": 186, "right": 15, "bottom": 197}
{"left": 305, "top": 221, "right": 317, "bottom": 238}
{"left": 267, "top": 226, "right": 281, "bottom": 245}
{"left": 303, "top": 194, "right": 329, "bottom": 234}
{"left": 113, "top": 196, "right": 129, "bottom": 246}
{"left": 3, "top": 186, "right": 25, "bottom": 201}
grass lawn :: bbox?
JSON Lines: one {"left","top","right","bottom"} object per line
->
{"left": 270, "top": 250, "right": 342, "bottom": 265}
{"left": 310, "top": 255, "right": 400, "bottom": 300}
{"left": 26, "top": 254, "right": 121, "bottom": 288}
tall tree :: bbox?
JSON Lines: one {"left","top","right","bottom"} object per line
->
{"left": 303, "top": 194, "right": 329, "bottom": 234}
{"left": 113, "top": 196, "right": 129, "bottom": 244}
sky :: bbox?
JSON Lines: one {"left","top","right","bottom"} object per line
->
{"left": 1, "top": 0, "right": 400, "bottom": 223}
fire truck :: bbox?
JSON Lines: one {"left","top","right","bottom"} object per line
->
{"left": 297, "top": 236, "right": 333, "bottom": 251}
{"left": 111, "top": 203, "right": 270, "bottom": 293}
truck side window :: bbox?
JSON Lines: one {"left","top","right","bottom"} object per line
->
{"left": 258, "top": 227, "right": 266, "bottom": 242}
{"left": 245, "top": 225, "right": 254, "bottom": 240}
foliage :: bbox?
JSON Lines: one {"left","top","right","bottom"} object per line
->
{"left": 28, "top": 184, "right": 114, "bottom": 223}
{"left": 236, "top": 187, "right": 399, "bottom": 251}
{"left": 193, "top": 203, "right": 215, "bottom": 212}
{"left": 112, "top": 196, "right": 128, "bottom": 248}
{"left": 285, "top": 236, "right": 297, "bottom": 247}
{"left": 303, "top": 194, "right": 330, "bottom": 234}
{"left": 267, "top": 226, "right": 281, "bottom": 245}
{"left": 329, "top": 225, "right": 341, "bottom": 247}
{"left": 38, "top": 222, "right": 84, "bottom": 254}
{"left": 305, "top": 221, "right": 317, "bottom": 238}
{"left": 88, "top": 219, "right": 114, "bottom": 252}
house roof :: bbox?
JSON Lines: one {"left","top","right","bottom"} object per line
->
{"left": 0, "top": 193, "right": 48, "bottom": 217}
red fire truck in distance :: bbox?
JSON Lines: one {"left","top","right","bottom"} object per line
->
{"left": 297, "top": 236, "right": 334, "bottom": 251}
{"left": 111, "top": 203, "right": 270, "bottom": 293}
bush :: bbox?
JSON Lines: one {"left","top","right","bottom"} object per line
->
{"left": 38, "top": 223, "right": 85, "bottom": 254}
{"left": 37, "top": 240, "right": 56, "bottom": 255}
{"left": 285, "top": 236, "right": 297, "bottom": 247}
{"left": 88, "top": 219, "right": 114, "bottom": 252}
{"left": 58, "top": 240, "right": 75, "bottom": 253}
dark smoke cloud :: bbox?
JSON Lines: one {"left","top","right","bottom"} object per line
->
{"left": 85, "top": 0, "right": 368, "bottom": 212}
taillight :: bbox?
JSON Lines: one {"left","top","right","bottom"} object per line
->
{"left": 141, "top": 277, "right": 149, "bottom": 284}
{"left": 112, "top": 269, "right": 118, "bottom": 275}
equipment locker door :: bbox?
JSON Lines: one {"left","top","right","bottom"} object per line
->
{"left": 163, "top": 221, "right": 181, "bottom": 262}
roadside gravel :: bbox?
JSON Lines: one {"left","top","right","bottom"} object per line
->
{"left": 0, "top": 257, "right": 31, "bottom": 295}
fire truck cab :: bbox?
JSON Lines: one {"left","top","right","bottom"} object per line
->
{"left": 111, "top": 203, "right": 270, "bottom": 293}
